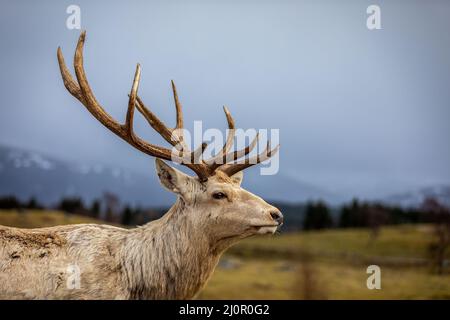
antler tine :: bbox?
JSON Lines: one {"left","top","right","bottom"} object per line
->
{"left": 57, "top": 47, "right": 85, "bottom": 104}
{"left": 72, "top": 31, "right": 123, "bottom": 134}
{"left": 170, "top": 80, "right": 191, "bottom": 152}
{"left": 190, "top": 142, "right": 208, "bottom": 164}
{"left": 134, "top": 96, "right": 180, "bottom": 146}
{"left": 234, "top": 132, "right": 259, "bottom": 159}
{"left": 205, "top": 106, "right": 236, "bottom": 167}
{"left": 220, "top": 141, "right": 280, "bottom": 177}
{"left": 171, "top": 80, "right": 183, "bottom": 129}
{"left": 222, "top": 106, "right": 235, "bottom": 153}
{"left": 125, "top": 64, "right": 141, "bottom": 136}
{"left": 134, "top": 81, "right": 188, "bottom": 151}
{"left": 208, "top": 132, "right": 259, "bottom": 171}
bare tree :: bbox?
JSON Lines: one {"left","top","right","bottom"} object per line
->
{"left": 102, "top": 192, "right": 120, "bottom": 223}
{"left": 422, "top": 197, "right": 450, "bottom": 274}
{"left": 292, "top": 251, "right": 327, "bottom": 300}
{"left": 366, "top": 206, "right": 388, "bottom": 245}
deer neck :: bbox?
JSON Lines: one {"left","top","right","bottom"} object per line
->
{"left": 122, "top": 198, "right": 222, "bottom": 299}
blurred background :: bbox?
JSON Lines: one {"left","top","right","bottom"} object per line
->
{"left": 0, "top": 0, "right": 449, "bottom": 299}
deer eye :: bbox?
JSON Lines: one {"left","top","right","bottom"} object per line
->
{"left": 212, "top": 192, "right": 227, "bottom": 200}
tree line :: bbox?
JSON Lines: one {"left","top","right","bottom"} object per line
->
{"left": 302, "top": 198, "right": 449, "bottom": 230}
{"left": 0, "top": 193, "right": 165, "bottom": 226}
{"left": 1, "top": 194, "right": 449, "bottom": 231}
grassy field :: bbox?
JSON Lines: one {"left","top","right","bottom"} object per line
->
{"left": 1, "top": 210, "right": 449, "bottom": 299}
{"left": 199, "top": 259, "right": 450, "bottom": 300}
{"left": 228, "top": 224, "right": 449, "bottom": 261}
{"left": 200, "top": 224, "right": 450, "bottom": 299}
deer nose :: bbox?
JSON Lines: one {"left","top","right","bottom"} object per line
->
{"left": 270, "top": 210, "right": 284, "bottom": 226}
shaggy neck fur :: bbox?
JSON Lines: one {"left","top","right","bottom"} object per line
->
{"left": 120, "top": 199, "right": 222, "bottom": 299}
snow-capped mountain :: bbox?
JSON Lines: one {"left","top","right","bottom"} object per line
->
{"left": 0, "top": 144, "right": 174, "bottom": 206}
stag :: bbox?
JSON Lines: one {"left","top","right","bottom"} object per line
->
{"left": 0, "top": 32, "right": 282, "bottom": 299}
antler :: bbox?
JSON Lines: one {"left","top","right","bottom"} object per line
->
{"left": 57, "top": 31, "right": 278, "bottom": 182}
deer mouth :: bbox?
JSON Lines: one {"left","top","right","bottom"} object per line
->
{"left": 252, "top": 224, "right": 279, "bottom": 228}
{"left": 251, "top": 224, "right": 279, "bottom": 235}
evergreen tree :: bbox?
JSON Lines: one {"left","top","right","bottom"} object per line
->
{"left": 121, "top": 206, "right": 134, "bottom": 226}
{"left": 90, "top": 199, "right": 101, "bottom": 218}
{"left": 303, "top": 201, "right": 333, "bottom": 230}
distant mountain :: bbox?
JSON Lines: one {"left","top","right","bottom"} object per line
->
{"left": 383, "top": 185, "right": 450, "bottom": 209}
{"left": 0, "top": 144, "right": 173, "bottom": 207}
{"left": 0, "top": 144, "right": 333, "bottom": 207}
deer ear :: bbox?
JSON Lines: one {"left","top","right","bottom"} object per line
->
{"left": 155, "top": 159, "right": 191, "bottom": 195}
{"left": 230, "top": 171, "right": 244, "bottom": 186}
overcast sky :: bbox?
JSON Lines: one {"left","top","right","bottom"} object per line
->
{"left": 1, "top": 0, "right": 449, "bottom": 199}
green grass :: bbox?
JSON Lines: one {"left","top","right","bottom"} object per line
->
{"left": 228, "top": 224, "right": 447, "bottom": 261}
{"left": 1, "top": 210, "right": 449, "bottom": 299}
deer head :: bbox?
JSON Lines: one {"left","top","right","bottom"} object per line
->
{"left": 57, "top": 32, "right": 283, "bottom": 246}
